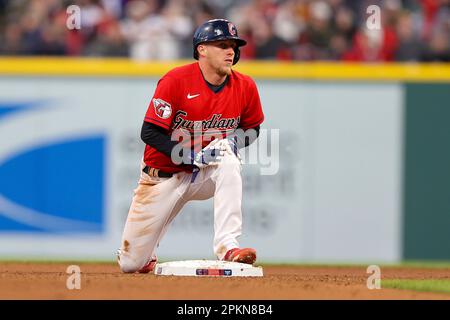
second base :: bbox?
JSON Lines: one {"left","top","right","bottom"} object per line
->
{"left": 154, "top": 260, "right": 263, "bottom": 277}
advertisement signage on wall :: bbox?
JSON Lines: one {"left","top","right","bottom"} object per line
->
{"left": 0, "top": 77, "right": 403, "bottom": 262}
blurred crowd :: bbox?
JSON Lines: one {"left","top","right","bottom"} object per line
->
{"left": 0, "top": 0, "right": 449, "bottom": 61}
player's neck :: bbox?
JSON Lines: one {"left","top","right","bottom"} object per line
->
{"left": 198, "top": 61, "right": 229, "bottom": 86}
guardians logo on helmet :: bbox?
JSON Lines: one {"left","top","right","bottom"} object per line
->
{"left": 228, "top": 22, "right": 236, "bottom": 36}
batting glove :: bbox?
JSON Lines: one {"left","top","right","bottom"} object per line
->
{"left": 192, "top": 148, "right": 223, "bottom": 168}
{"left": 185, "top": 139, "right": 226, "bottom": 169}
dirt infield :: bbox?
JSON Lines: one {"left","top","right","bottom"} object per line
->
{"left": 0, "top": 262, "right": 449, "bottom": 300}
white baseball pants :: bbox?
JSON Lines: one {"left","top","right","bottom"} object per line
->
{"left": 118, "top": 152, "right": 242, "bottom": 273}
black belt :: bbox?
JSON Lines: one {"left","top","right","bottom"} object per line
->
{"left": 143, "top": 166, "right": 173, "bottom": 178}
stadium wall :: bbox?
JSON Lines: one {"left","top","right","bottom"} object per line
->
{"left": 0, "top": 58, "right": 448, "bottom": 263}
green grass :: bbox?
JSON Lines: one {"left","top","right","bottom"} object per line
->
{"left": 258, "top": 260, "right": 450, "bottom": 269}
{"left": 390, "top": 261, "right": 450, "bottom": 269}
{"left": 383, "top": 279, "right": 450, "bottom": 295}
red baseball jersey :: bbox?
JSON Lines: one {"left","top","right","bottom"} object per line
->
{"left": 143, "top": 62, "right": 264, "bottom": 173}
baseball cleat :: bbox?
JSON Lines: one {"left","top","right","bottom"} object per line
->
{"left": 223, "top": 248, "right": 257, "bottom": 265}
{"left": 138, "top": 256, "right": 158, "bottom": 273}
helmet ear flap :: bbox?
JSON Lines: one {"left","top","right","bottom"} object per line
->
{"left": 232, "top": 47, "right": 240, "bottom": 65}
{"left": 193, "top": 44, "right": 199, "bottom": 60}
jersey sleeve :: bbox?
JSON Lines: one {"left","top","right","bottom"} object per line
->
{"left": 144, "top": 76, "right": 178, "bottom": 130}
{"left": 239, "top": 78, "right": 265, "bottom": 129}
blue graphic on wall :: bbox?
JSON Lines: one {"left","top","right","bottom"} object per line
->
{"left": 0, "top": 101, "right": 47, "bottom": 120}
{"left": 0, "top": 99, "right": 106, "bottom": 234}
{"left": 0, "top": 136, "right": 106, "bottom": 234}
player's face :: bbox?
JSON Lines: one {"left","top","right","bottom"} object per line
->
{"left": 201, "top": 40, "right": 237, "bottom": 76}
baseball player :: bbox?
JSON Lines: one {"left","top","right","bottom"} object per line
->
{"left": 117, "top": 19, "right": 265, "bottom": 273}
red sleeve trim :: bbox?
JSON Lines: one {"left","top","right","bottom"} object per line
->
{"left": 145, "top": 117, "right": 170, "bottom": 130}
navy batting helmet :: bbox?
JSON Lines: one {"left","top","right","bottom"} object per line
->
{"left": 193, "top": 19, "right": 247, "bottom": 65}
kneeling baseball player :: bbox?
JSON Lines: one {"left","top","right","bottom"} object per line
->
{"left": 117, "top": 19, "right": 265, "bottom": 273}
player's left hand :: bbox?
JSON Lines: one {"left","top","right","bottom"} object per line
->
{"left": 192, "top": 139, "right": 227, "bottom": 168}
{"left": 186, "top": 138, "right": 241, "bottom": 169}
